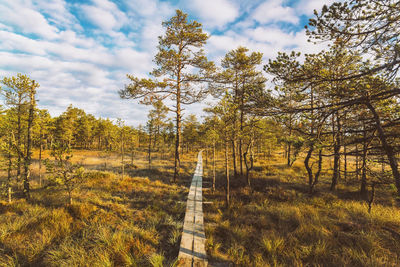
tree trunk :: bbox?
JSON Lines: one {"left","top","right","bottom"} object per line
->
{"left": 239, "top": 86, "right": 245, "bottom": 176}
{"left": 368, "top": 182, "right": 376, "bottom": 214}
{"left": 121, "top": 130, "right": 125, "bottom": 179}
{"left": 305, "top": 144, "right": 314, "bottom": 194}
{"left": 174, "top": 86, "right": 181, "bottom": 182}
{"left": 131, "top": 143, "right": 134, "bottom": 165}
{"left": 287, "top": 115, "right": 292, "bottom": 167}
{"left": 360, "top": 122, "right": 368, "bottom": 197}
{"left": 231, "top": 139, "right": 237, "bottom": 179}
{"left": 356, "top": 144, "right": 360, "bottom": 180}
{"left": 16, "top": 96, "right": 22, "bottom": 184}
{"left": 39, "top": 128, "right": 43, "bottom": 187}
{"left": 330, "top": 112, "right": 341, "bottom": 191}
{"left": 344, "top": 141, "right": 347, "bottom": 181}
{"left": 7, "top": 134, "right": 12, "bottom": 203}
{"left": 314, "top": 149, "right": 323, "bottom": 192}
{"left": 239, "top": 138, "right": 243, "bottom": 176}
{"left": 212, "top": 140, "right": 216, "bottom": 193}
{"left": 148, "top": 130, "right": 152, "bottom": 169}
{"left": 23, "top": 86, "right": 35, "bottom": 200}
{"left": 205, "top": 145, "right": 208, "bottom": 168}
{"left": 68, "top": 190, "right": 73, "bottom": 205}
{"left": 244, "top": 140, "right": 254, "bottom": 188}
{"left": 366, "top": 102, "right": 400, "bottom": 196}
{"left": 225, "top": 132, "right": 230, "bottom": 208}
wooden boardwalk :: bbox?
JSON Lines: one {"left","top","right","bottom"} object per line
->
{"left": 178, "top": 151, "right": 208, "bottom": 267}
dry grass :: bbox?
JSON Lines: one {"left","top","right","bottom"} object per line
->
{"left": 202, "top": 152, "right": 400, "bottom": 266}
{"left": 2, "top": 148, "right": 399, "bottom": 266}
{"left": 0, "top": 149, "right": 197, "bottom": 267}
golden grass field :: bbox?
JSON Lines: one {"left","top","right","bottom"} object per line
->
{"left": 202, "top": 152, "right": 400, "bottom": 266}
{"left": 1, "top": 148, "right": 400, "bottom": 266}
{"left": 0, "top": 149, "right": 196, "bottom": 267}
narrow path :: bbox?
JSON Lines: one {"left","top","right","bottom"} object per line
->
{"left": 178, "top": 151, "right": 208, "bottom": 267}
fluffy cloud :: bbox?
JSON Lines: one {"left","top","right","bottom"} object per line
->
{"left": 0, "top": 1, "right": 59, "bottom": 39}
{"left": 252, "top": 0, "right": 299, "bottom": 24}
{"left": 295, "top": 0, "right": 338, "bottom": 15}
{"left": 80, "top": 0, "right": 128, "bottom": 32}
{"left": 185, "top": 0, "right": 239, "bottom": 29}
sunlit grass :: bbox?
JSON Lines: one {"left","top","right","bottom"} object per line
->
{"left": 0, "top": 149, "right": 196, "bottom": 266}
{"left": 203, "top": 151, "right": 400, "bottom": 266}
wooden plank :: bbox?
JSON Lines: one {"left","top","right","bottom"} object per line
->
{"left": 178, "top": 151, "right": 208, "bottom": 267}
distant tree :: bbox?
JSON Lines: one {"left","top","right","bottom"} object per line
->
{"left": 117, "top": 119, "right": 129, "bottom": 178}
{"left": 182, "top": 114, "right": 200, "bottom": 153}
{"left": 146, "top": 116, "right": 154, "bottom": 169}
{"left": 0, "top": 109, "right": 15, "bottom": 203}
{"left": 1, "top": 74, "right": 31, "bottom": 185}
{"left": 148, "top": 100, "right": 169, "bottom": 151}
{"left": 76, "top": 113, "right": 95, "bottom": 149}
{"left": 1, "top": 74, "right": 38, "bottom": 200}
{"left": 120, "top": 10, "right": 215, "bottom": 182}
{"left": 34, "top": 109, "right": 52, "bottom": 187}
{"left": 202, "top": 116, "right": 219, "bottom": 193}
{"left": 53, "top": 105, "right": 85, "bottom": 147}
{"left": 205, "top": 94, "right": 236, "bottom": 207}
{"left": 212, "top": 46, "right": 266, "bottom": 179}
{"left": 45, "top": 144, "right": 85, "bottom": 205}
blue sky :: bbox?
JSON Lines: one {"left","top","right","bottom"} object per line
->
{"left": 0, "top": 0, "right": 335, "bottom": 126}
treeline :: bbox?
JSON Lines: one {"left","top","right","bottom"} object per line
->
{"left": 122, "top": 1, "right": 400, "bottom": 207}
{"left": 0, "top": 75, "right": 219, "bottom": 203}
{"left": 0, "top": 76, "right": 178, "bottom": 202}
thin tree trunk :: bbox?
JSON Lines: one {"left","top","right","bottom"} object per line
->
{"left": 231, "top": 139, "right": 237, "bottom": 178}
{"left": 16, "top": 97, "right": 22, "bottom": 184}
{"left": 205, "top": 145, "right": 208, "bottom": 168}
{"left": 314, "top": 149, "right": 323, "bottom": 191}
{"left": 121, "top": 130, "right": 125, "bottom": 179}
{"left": 368, "top": 183, "right": 376, "bottom": 213}
{"left": 39, "top": 128, "right": 43, "bottom": 187}
{"left": 225, "top": 133, "right": 230, "bottom": 208}
{"left": 212, "top": 140, "right": 216, "bottom": 193}
{"left": 239, "top": 82, "right": 245, "bottom": 176}
{"left": 7, "top": 134, "right": 12, "bottom": 203}
{"left": 68, "top": 190, "right": 73, "bottom": 205}
{"left": 244, "top": 140, "right": 254, "bottom": 188}
{"left": 366, "top": 102, "right": 400, "bottom": 196}
{"left": 331, "top": 112, "right": 341, "bottom": 191}
{"left": 287, "top": 115, "right": 292, "bottom": 167}
{"left": 305, "top": 144, "right": 314, "bottom": 194}
{"left": 360, "top": 126, "right": 368, "bottom": 198}
{"left": 344, "top": 141, "right": 347, "bottom": 181}
{"left": 23, "top": 86, "right": 35, "bottom": 200}
{"left": 148, "top": 130, "right": 152, "bottom": 169}
{"left": 356, "top": 144, "right": 360, "bottom": 180}
{"left": 174, "top": 84, "right": 181, "bottom": 183}
{"left": 131, "top": 141, "right": 134, "bottom": 165}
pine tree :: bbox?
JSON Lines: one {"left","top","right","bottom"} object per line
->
{"left": 120, "top": 10, "right": 215, "bottom": 182}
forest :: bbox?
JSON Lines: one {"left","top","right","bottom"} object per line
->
{"left": 1, "top": 0, "right": 400, "bottom": 266}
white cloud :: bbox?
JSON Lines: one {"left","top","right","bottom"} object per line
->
{"left": 186, "top": 0, "right": 239, "bottom": 29}
{"left": 0, "top": 1, "right": 59, "bottom": 39}
{"left": 34, "top": 0, "right": 81, "bottom": 31}
{"left": 252, "top": 0, "right": 299, "bottom": 24}
{"left": 80, "top": 0, "right": 128, "bottom": 32}
{"left": 0, "top": 31, "right": 46, "bottom": 55}
{"left": 207, "top": 25, "right": 328, "bottom": 67}
{"left": 295, "top": 0, "right": 337, "bottom": 15}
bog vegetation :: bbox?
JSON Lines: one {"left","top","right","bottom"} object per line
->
{"left": 1, "top": 0, "right": 400, "bottom": 266}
